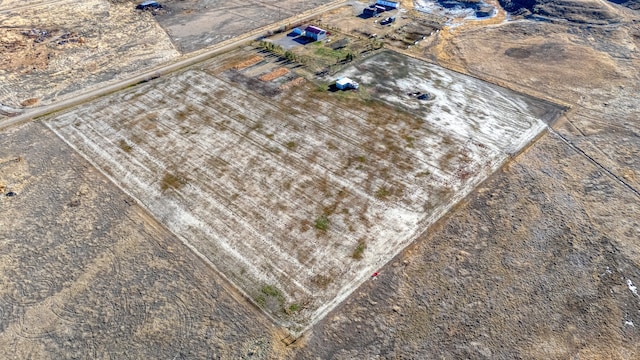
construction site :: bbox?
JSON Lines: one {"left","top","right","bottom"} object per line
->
{"left": 1, "top": 0, "right": 640, "bottom": 357}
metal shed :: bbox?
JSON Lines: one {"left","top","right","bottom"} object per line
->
{"left": 335, "top": 77, "right": 359, "bottom": 90}
{"left": 375, "top": 0, "right": 400, "bottom": 9}
{"left": 304, "top": 26, "right": 327, "bottom": 41}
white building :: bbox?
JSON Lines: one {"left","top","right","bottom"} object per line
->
{"left": 335, "top": 77, "right": 359, "bottom": 90}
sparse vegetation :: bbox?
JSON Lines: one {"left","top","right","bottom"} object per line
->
{"left": 256, "top": 285, "right": 286, "bottom": 312}
{"left": 352, "top": 241, "right": 366, "bottom": 260}
{"left": 160, "top": 172, "right": 187, "bottom": 191}
{"left": 286, "top": 141, "right": 296, "bottom": 150}
{"left": 287, "top": 303, "right": 300, "bottom": 314}
{"left": 375, "top": 186, "right": 391, "bottom": 200}
{"left": 403, "top": 135, "right": 415, "bottom": 148}
{"left": 261, "top": 285, "right": 282, "bottom": 298}
{"left": 315, "top": 215, "right": 329, "bottom": 231}
{"left": 118, "top": 139, "right": 133, "bottom": 153}
{"left": 311, "top": 274, "right": 333, "bottom": 289}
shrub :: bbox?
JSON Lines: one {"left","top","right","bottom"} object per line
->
{"left": 315, "top": 215, "right": 329, "bottom": 231}
{"left": 288, "top": 303, "right": 300, "bottom": 313}
{"left": 160, "top": 172, "right": 187, "bottom": 191}
{"left": 261, "top": 285, "right": 282, "bottom": 297}
{"left": 118, "top": 139, "right": 133, "bottom": 153}
{"left": 352, "top": 241, "right": 366, "bottom": 260}
{"left": 375, "top": 186, "right": 390, "bottom": 200}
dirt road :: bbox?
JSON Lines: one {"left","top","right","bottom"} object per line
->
{"left": 0, "top": 0, "right": 348, "bottom": 132}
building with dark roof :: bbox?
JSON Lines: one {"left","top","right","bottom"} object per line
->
{"left": 304, "top": 26, "right": 327, "bottom": 41}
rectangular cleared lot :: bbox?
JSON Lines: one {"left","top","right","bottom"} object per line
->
{"left": 45, "top": 51, "right": 562, "bottom": 333}
{"left": 154, "top": 0, "right": 330, "bottom": 53}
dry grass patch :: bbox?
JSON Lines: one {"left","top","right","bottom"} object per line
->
{"left": 160, "top": 172, "right": 187, "bottom": 192}
{"left": 259, "top": 67, "right": 289, "bottom": 81}
{"left": 20, "top": 98, "right": 38, "bottom": 107}
{"left": 118, "top": 139, "right": 133, "bottom": 153}
{"left": 279, "top": 76, "right": 305, "bottom": 91}
{"left": 233, "top": 55, "right": 263, "bottom": 70}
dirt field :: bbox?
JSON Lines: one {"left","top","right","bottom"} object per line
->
{"left": 153, "top": 0, "right": 331, "bottom": 53}
{"left": 288, "top": 0, "right": 640, "bottom": 357}
{"left": 0, "top": 0, "right": 178, "bottom": 109}
{"left": 294, "top": 131, "right": 640, "bottom": 359}
{"left": 1, "top": 0, "right": 640, "bottom": 357}
{"left": 315, "top": 3, "right": 444, "bottom": 48}
{"left": 42, "top": 50, "right": 560, "bottom": 333}
{"left": 419, "top": 2, "right": 640, "bottom": 197}
{"left": 0, "top": 122, "right": 284, "bottom": 359}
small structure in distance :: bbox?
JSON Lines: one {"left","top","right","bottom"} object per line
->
{"left": 304, "top": 26, "right": 327, "bottom": 41}
{"left": 136, "top": 1, "right": 162, "bottom": 10}
{"left": 335, "top": 77, "right": 359, "bottom": 90}
{"left": 376, "top": 0, "right": 400, "bottom": 10}
{"left": 380, "top": 16, "right": 396, "bottom": 25}
{"left": 362, "top": 0, "right": 398, "bottom": 19}
{"left": 363, "top": 5, "right": 386, "bottom": 17}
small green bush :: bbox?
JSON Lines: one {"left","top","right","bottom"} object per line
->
{"left": 315, "top": 215, "right": 329, "bottom": 231}
{"left": 261, "top": 285, "right": 282, "bottom": 297}
{"left": 352, "top": 241, "right": 366, "bottom": 260}
{"left": 375, "top": 187, "right": 390, "bottom": 200}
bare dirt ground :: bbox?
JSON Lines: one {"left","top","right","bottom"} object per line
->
{"left": 152, "top": 0, "right": 331, "bottom": 53}
{"left": 0, "top": 122, "right": 286, "bottom": 359}
{"left": 421, "top": 0, "right": 640, "bottom": 198}
{"left": 1, "top": 0, "right": 640, "bottom": 357}
{"left": 43, "top": 49, "right": 560, "bottom": 333}
{"left": 293, "top": 131, "right": 640, "bottom": 359}
{"left": 0, "top": 0, "right": 178, "bottom": 109}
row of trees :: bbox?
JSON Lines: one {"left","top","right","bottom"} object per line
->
{"left": 257, "top": 40, "right": 307, "bottom": 64}
{"left": 257, "top": 40, "right": 363, "bottom": 65}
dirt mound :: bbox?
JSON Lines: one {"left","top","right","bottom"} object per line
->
{"left": 259, "top": 67, "right": 290, "bottom": 81}
{"left": 498, "top": 0, "right": 621, "bottom": 23}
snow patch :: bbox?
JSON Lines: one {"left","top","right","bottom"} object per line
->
{"left": 627, "top": 279, "right": 638, "bottom": 297}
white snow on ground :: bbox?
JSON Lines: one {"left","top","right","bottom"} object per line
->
{"left": 414, "top": 0, "right": 497, "bottom": 23}
{"left": 45, "top": 52, "right": 556, "bottom": 333}
{"left": 627, "top": 279, "right": 639, "bottom": 297}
